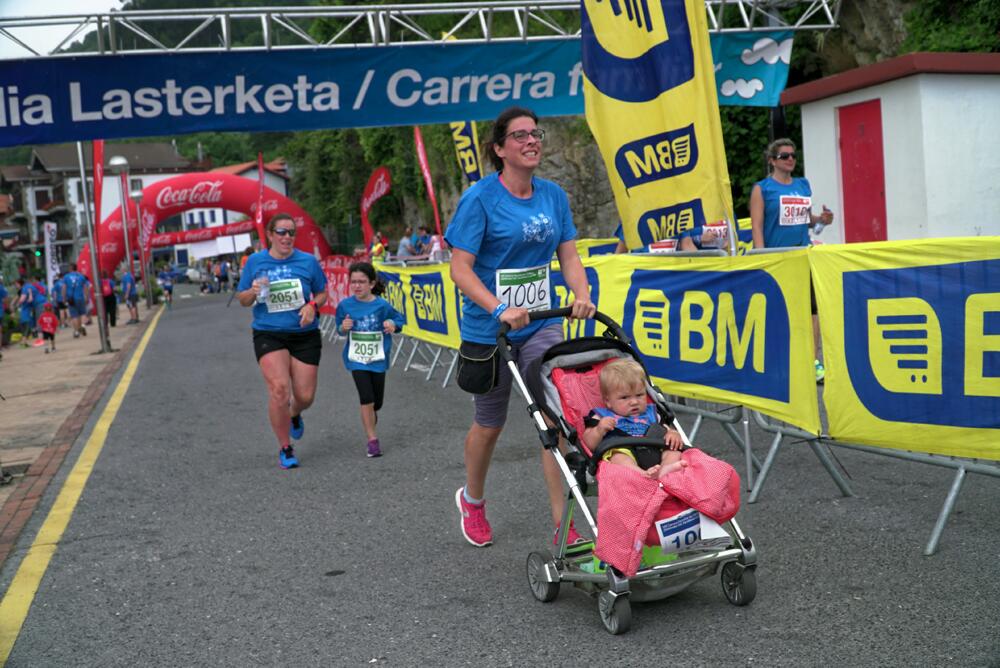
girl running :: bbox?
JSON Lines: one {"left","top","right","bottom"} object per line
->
{"left": 335, "top": 261, "right": 404, "bottom": 458}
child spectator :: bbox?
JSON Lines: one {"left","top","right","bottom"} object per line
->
{"left": 582, "top": 358, "right": 688, "bottom": 479}
{"left": 38, "top": 302, "right": 59, "bottom": 354}
{"left": 335, "top": 261, "right": 404, "bottom": 458}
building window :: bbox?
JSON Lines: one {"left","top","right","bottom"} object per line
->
{"left": 76, "top": 179, "right": 94, "bottom": 204}
{"left": 34, "top": 188, "right": 52, "bottom": 210}
{"left": 130, "top": 178, "right": 143, "bottom": 192}
{"left": 209, "top": 210, "right": 216, "bottom": 224}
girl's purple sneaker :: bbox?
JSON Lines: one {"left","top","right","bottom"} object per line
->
{"left": 366, "top": 439, "right": 382, "bottom": 458}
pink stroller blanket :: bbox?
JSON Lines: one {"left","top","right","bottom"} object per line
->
{"left": 594, "top": 450, "right": 741, "bottom": 577}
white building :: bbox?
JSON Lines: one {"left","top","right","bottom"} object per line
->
{"left": 177, "top": 159, "right": 289, "bottom": 263}
{"left": 781, "top": 52, "right": 1000, "bottom": 243}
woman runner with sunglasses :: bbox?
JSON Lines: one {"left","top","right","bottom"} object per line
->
{"left": 749, "top": 138, "right": 835, "bottom": 382}
{"left": 446, "top": 106, "right": 597, "bottom": 548}
{"left": 237, "top": 213, "right": 328, "bottom": 469}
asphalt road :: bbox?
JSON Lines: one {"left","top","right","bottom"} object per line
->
{"left": 2, "top": 287, "right": 998, "bottom": 667}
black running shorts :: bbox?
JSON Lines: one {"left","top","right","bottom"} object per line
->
{"left": 351, "top": 369, "right": 386, "bottom": 411}
{"left": 252, "top": 329, "right": 322, "bottom": 365}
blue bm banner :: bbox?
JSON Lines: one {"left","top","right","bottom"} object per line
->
{"left": 0, "top": 34, "right": 791, "bottom": 147}
{"left": 811, "top": 239, "right": 1000, "bottom": 460}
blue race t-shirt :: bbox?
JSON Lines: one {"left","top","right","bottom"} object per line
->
{"left": 28, "top": 282, "right": 48, "bottom": 305}
{"left": 757, "top": 176, "right": 813, "bottom": 249}
{"left": 444, "top": 172, "right": 577, "bottom": 344}
{"left": 0, "top": 284, "right": 7, "bottom": 303}
{"left": 62, "top": 271, "right": 87, "bottom": 302}
{"left": 335, "top": 296, "right": 405, "bottom": 373}
{"left": 591, "top": 405, "right": 658, "bottom": 437}
{"left": 52, "top": 278, "right": 63, "bottom": 302}
{"left": 237, "top": 249, "right": 327, "bottom": 332}
{"left": 121, "top": 272, "right": 136, "bottom": 298}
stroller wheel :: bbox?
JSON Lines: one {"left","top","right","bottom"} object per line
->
{"left": 526, "top": 551, "right": 560, "bottom": 602}
{"left": 721, "top": 562, "right": 757, "bottom": 606}
{"left": 598, "top": 591, "right": 631, "bottom": 635}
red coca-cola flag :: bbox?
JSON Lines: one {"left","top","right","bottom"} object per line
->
{"left": 414, "top": 127, "right": 443, "bottom": 238}
{"left": 360, "top": 166, "right": 391, "bottom": 249}
{"left": 92, "top": 140, "right": 104, "bottom": 270}
{"left": 254, "top": 152, "right": 268, "bottom": 249}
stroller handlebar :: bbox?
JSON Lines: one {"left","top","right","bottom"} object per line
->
{"left": 496, "top": 307, "right": 630, "bottom": 346}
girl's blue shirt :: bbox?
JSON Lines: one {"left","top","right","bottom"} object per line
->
{"left": 335, "top": 295, "right": 405, "bottom": 372}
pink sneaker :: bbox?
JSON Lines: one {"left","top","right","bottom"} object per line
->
{"left": 554, "top": 521, "right": 591, "bottom": 548}
{"left": 455, "top": 487, "right": 493, "bottom": 547}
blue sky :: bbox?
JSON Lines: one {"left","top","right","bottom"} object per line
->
{"left": 1, "top": 1, "right": 124, "bottom": 60}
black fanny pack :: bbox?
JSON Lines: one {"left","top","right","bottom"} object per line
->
{"left": 457, "top": 341, "right": 499, "bottom": 394}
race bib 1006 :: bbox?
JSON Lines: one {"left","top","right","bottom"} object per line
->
{"left": 495, "top": 265, "right": 551, "bottom": 312}
{"left": 348, "top": 331, "right": 385, "bottom": 365}
{"left": 779, "top": 195, "right": 812, "bottom": 226}
{"left": 266, "top": 278, "right": 305, "bottom": 313}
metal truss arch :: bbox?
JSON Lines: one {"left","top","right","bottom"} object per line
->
{"left": 0, "top": 1, "right": 840, "bottom": 60}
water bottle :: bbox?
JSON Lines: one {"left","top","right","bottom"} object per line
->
{"left": 813, "top": 205, "right": 831, "bottom": 236}
{"left": 255, "top": 271, "right": 270, "bottom": 304}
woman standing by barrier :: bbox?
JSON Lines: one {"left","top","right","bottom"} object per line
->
{"left": 335, "top": 261, "right": 404, "bottom": 458}
{"left": 445, "top": 106, "right": 596, "bottom": 548}
{"left": 749, "top": 138, "right": 834, "bottom": 382}
{"left": 237, "top": 213, "right": 328, "bottom": 469}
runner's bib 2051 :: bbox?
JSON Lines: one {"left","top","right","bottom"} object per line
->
{"left": 779, "top": 195, "right": 812, "bottom": 226}
{"left": 265, "top": 278, "right": 305, "bottom": 313}
{"left": 348, "top": 331, "right": 385, "bottom": 365}
{"left": 495, "top": 265, "right": 550, "bottom": 312}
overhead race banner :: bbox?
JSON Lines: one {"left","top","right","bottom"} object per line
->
{"left": 811, "top": 238, "right": 1000, "bottom": 460}
{"left": 0, "top": 34, "right": 791, "bottom": 148}
{"left": 582, "top": 0, "right": 735, "bottom": 252}
{"left": 378, "top": 249, "right": 819, "bottom": 433}
{"left": 711, "top": 31, "right": 793, "bottom": 107}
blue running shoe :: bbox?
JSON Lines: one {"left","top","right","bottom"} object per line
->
{"left": 279, "top": 446, "right": 299, "bottom": 469}
{"left": 290, "top": 414, "right": 304, "bottom": 440}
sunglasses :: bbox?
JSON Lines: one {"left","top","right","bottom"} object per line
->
{"left": 503, "top": 128, "right": 545, "bottom": 143}
{"left": 272, "top": 227, "right": 296, "bottom": 237}
{"left": 773, "top": 152, "right": 796, "bottom": 160}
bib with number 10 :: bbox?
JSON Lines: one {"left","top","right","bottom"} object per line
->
{"left": 348, "top": 331, "right": 385, "bottom": 364}
{"left": 265, "top": 278, "right": 305, "bottom": 313}
{"left": 495, "top": 264, "right": 550, "bottom": 312}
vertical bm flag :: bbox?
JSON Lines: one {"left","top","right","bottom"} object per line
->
{"left": 582, "top": 0, "right": 734, "bottom": 250}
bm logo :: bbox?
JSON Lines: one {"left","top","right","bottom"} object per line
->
{"left": 581, "top": 0, "right": 694, "bottom": 103}
{"left": 615, "top": 124, "right": 698, "bottom": 190}
{"left": 636, "top": 197, "right": 706, "bottom": 246}
{"left": 843, "top": 260, "right": 1000, "bottom": 428}
{"left": 378, "top": 271, "right": 408, "bottom": 327}
{"left": 551, "top": 267, "right": 601, "bottom": 338}
{"left": 410, "top": 272, "right": 448, "bottom": 335}
{"left": 622, "top": 269, "right": 790, "bottom": 401}
{"left": 450, "top": 121, "right": 482, "bottom": 183}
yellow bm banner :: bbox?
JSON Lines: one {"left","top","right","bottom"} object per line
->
{"left": 567, "top": 251, "right": 820, "bottom": 434}
{"left": 582, "top": 0, "right": 733, "bottom": 251}
{"left": 375, "top": 262, "right": 462, "bottom": 350}
{"left": 811, "top": 238, "right": 1000, "bottom": 460}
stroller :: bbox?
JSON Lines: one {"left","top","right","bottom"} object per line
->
{"left": 499, "top": 308, "right": 757, "bottom": 634}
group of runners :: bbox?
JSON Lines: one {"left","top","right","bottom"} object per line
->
{"left": 238, "top": 105, "right": 833, "bottom": 551}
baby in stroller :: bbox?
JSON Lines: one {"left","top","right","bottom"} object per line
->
{"left": 582, "top": 358, "right": 688, "bottom": 480}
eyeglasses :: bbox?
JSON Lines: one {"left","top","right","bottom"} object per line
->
{"left": 272, "top": 227, "right": 296, "bottom": 237}
{"left": 349, "top": 279, "right": 372, "bottom": 285}
{"left": 773, "top": 152, "right": 796, "bottom": 160}
{"left": 502, "top": 129, "right": 545, "bottom": 143}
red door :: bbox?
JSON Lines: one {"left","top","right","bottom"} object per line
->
{"left": 838, "top": 99, "right": 887, "bottom": 242}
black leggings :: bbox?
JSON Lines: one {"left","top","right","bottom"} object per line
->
{"left": 351, "top": 370, "right": 386, "bottom": 411}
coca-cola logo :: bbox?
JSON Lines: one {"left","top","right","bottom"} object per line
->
{"left": 184, "top": 229, "right": 216, "bottom": 242}
{"left": 362, "top": 173, "right": 390, "bottom": 213}
{"left": 155, "top": 181, "right": 224, "bottom": 209}
{"left": 100, "top": 242, "right": 118, "bottom": 253}
{"left": 107, "top": 219, "right": 122, "bottom": 232}
{"left": 250, "top": 199, "right": 280, "bottom": 213}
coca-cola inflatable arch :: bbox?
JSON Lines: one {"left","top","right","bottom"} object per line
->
{"left": 78, "top": 172, "right": 331, "bottom": 276}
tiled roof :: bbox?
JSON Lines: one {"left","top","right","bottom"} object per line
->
{"left": 31, "top": 142, "right": 191, "bottom": 173}
{"left": 212, "top": 158, "right": 288, "bottom": 179}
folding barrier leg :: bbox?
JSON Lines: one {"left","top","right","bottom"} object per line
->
{"left": 688, "top": 415, "right": 704, "bottom": 442}
{"left": 441, "top": 351, "right": 458, "bottom": 389}
{"left": 747, "top": 432, "right": 783, "bottom": 503}
{"left": 743, "top": 408, "right": 754, "bottom": 490}
{"left": 391, "top": 335, "right": 407, "bottom": 367}
{"left": 807, "top": 440, "right": 854, "bottom": 498}
{"left": 924, "top": 467, "right": 966, "bottom": 556}
{"left": 425, "top": 345, "right": 443, "bottom": 382}
{"left": 404, "top": 340, "right": 421, "bottom": 371}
